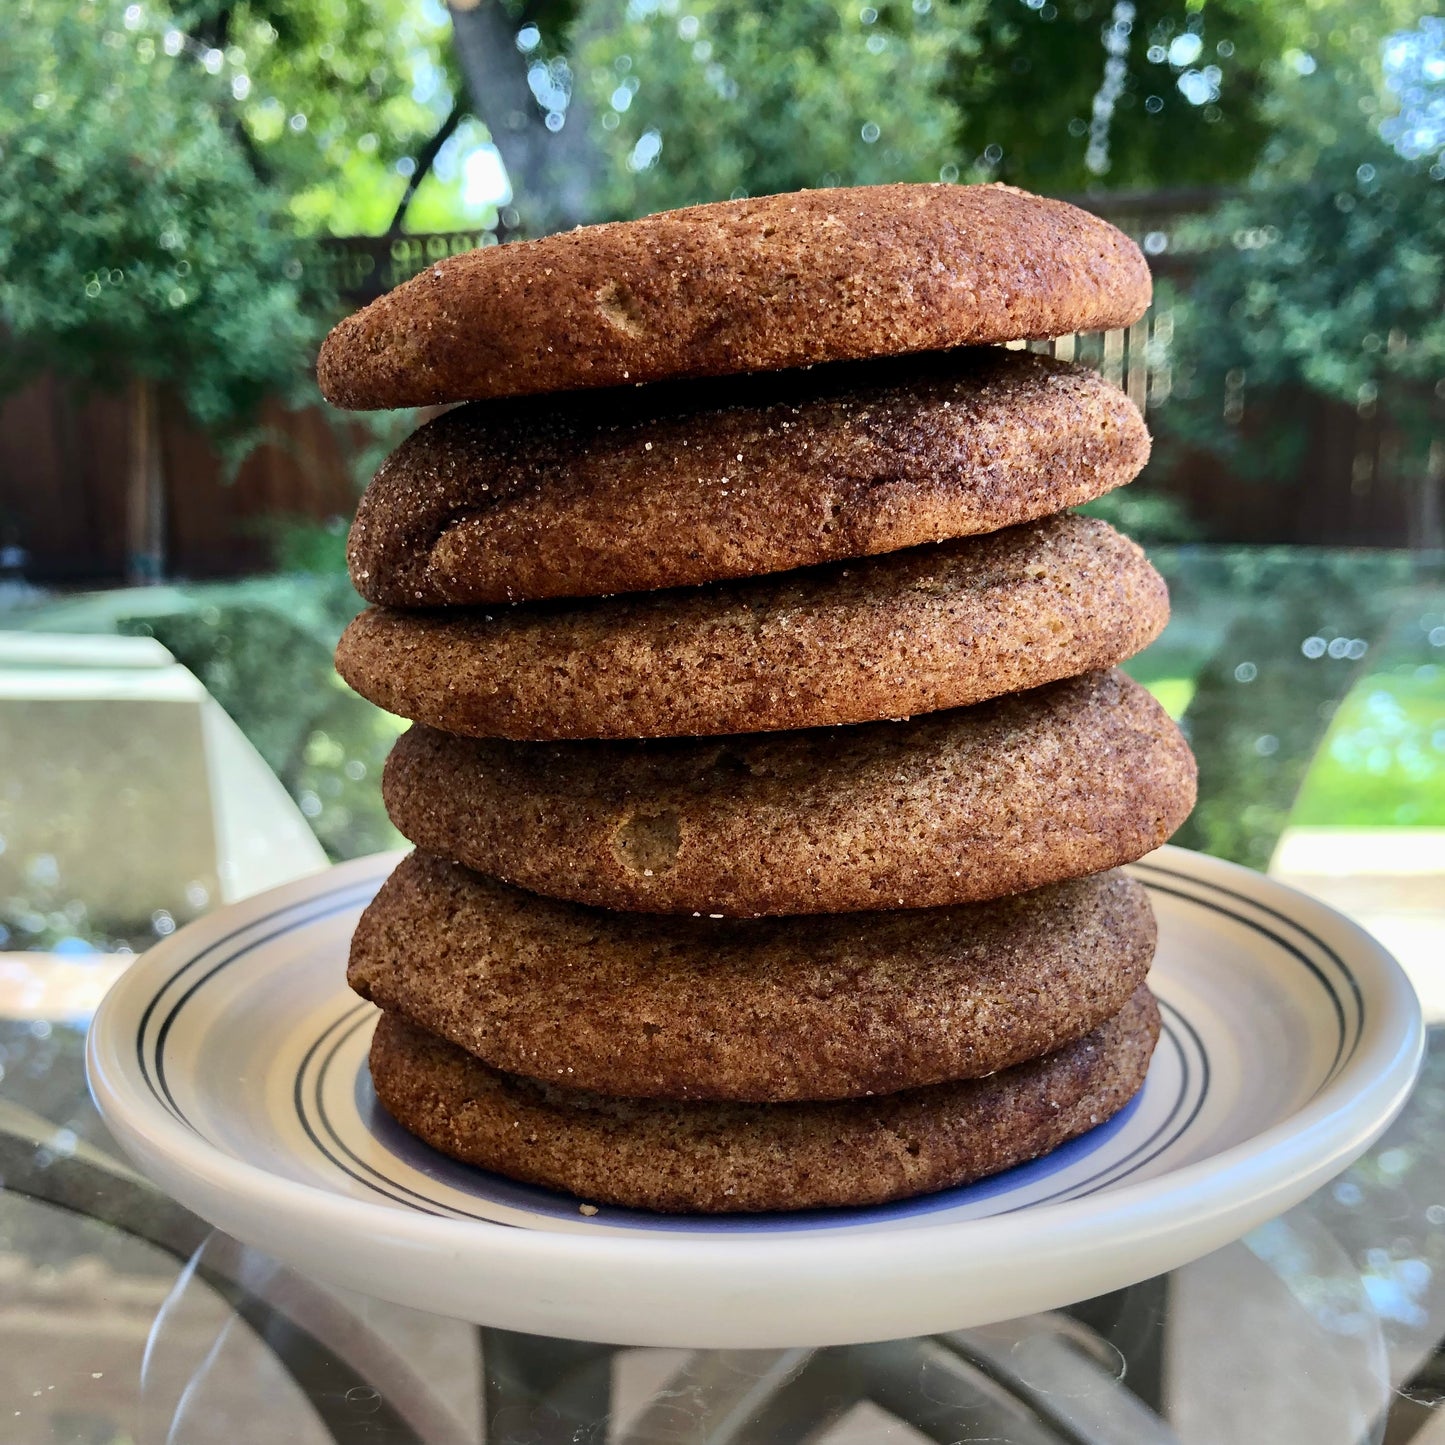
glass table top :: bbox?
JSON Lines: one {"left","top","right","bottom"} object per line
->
{"left": 2, "top": 543, "right": 1444, "bottom": 1442}
{"left": 5, "top": 1007, "right": 1445, "bottom": 1442}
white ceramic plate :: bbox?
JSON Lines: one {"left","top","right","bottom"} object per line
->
{"left": 87, "top": 846, "right": 1423, "bottom": 1348}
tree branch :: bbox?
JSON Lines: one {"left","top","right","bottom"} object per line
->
{"left": 188, "top": 4, "right": 234, "bottom": 50}
{"left": 446, "top": 0, "right": 597, "bottom": 235}
{"left": 387, "top": 100, "right": 465, "bottom": 234}
{"left": 178, "top": 6, "right": 273, "bottom": 184}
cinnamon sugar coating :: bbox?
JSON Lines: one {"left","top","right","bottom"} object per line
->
{"left": 367, "top": 987, "right": 1161, "bottom": 1213}
{"left": 336, "top": 515, "right": 1169, "bottom": 741}
{"left": 381, "top": 669, "right": 1197, "bottom": 916}
{"left": 350, "top": 853, "right": 1155, "bottom": 1102}
{"left": 347, "top": 350, "right": 1149, "bottom": 605}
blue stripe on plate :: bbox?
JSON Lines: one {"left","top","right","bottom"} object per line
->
{"left": 138, "top": 882, "right": 381, "bottom": 1133}
{"left": 1131, "top": 861, "right": 1360, "bottom": 1079}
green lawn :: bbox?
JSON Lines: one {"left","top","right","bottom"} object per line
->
{"left": 1291, "top": 665, "right": 1445, "bottom": 827}
{"left": 1141, "top": 677, "right": 1197, "bottom": 721}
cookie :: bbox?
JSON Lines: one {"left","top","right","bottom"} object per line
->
{"left": 347, "top": 350, "right": 1149, "bottom": 606}
{"left": 336, "top": 515, "right": 1168, "bottom": 741}
{"left": 368, "top": 986, "right": 1160, "bottom": 1213}
{"left": 317, "top": 183, "right": 1150, "bottom": 409}
{"left": 350, "top": 854, "right": 1155, "bottom": 1102}
{"left": 382, "top": 669, "right": 1196, "bottom": 916}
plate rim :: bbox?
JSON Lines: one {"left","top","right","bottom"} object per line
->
{"left": 86, "top": 845, "right": 1424, "bottom": 1328}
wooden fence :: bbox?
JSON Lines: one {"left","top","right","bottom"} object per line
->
{"left": 0, "top": 198, "right": 1435, "bottom": 585}
{"left": 0, "top": 373, "right": 366, "bottom": 582}
{"left": 1065, "top": 188, "right": 1435, "bottom": 551}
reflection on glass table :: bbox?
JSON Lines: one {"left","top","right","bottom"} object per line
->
{"left": 4, "top": 1020, "right": 1445, "bottom": 1443}
{"left": 0, "top": 544, "right": 1443, "bottom": 1441}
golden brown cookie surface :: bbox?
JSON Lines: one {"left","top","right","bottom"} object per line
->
{"left": 317, "top": 183, "right": 1151, "bottom": 409}
{"left": 349, "top": 854, "right": 1156, "bottom": 1102}
{"left": 367, "top": 988, "right": 1161, "bottom": 1213}
{"left": 336, "top": 515, "right": 1169, "bottom": 741}
{"left": 381, "top": 670, "right": 1197, "bottom": 916}
{"left": 347, "top": 350, "right": 1149, "bottom": 606}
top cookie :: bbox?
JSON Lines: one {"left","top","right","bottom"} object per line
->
{"left": 347, "top": 350, "right": 1149, "bottom": 606}
{"left": 317, "top": 183, "right": 1151, "bottom": 409}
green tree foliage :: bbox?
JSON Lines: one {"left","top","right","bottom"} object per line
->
{"left": 181, "top": 0, "right": 474, "bottom": 235}
{"left": 1171, "top": 145, "right": 1443, "bottom": 439}
{"left": 953, "top": 0, "right": 1284, "bottom": 194}
{"left": 1159, "top": 25, "right": 1445, "bottom": 502}
{"left": 570, "top": 0, "right": 1419, "bottom": 218}
{"left": 0, "top": 0, "right": 330, "bottom": 433}
{"left": 0, "top": 0, "right": 482, "bottom": 443}
{"left": 952, "top": 1, "right": 1434, "bottom": 195}
{"left": 1254, "top": 1, "right": 1440, "bottom": 181}
{"left": 577, "top": 0, "right": 980, "bottom": 218}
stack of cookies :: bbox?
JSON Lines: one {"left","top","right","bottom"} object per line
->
{"left": 318, "top": 183, "right": 1197, "bottom": 1215}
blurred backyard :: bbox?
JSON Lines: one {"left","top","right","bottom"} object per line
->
{"left": 4, "top": 10, "right": 1445, "bottom": 1428}
{"left": 1, "top": 0, "right": 1444, "bottom": 957}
